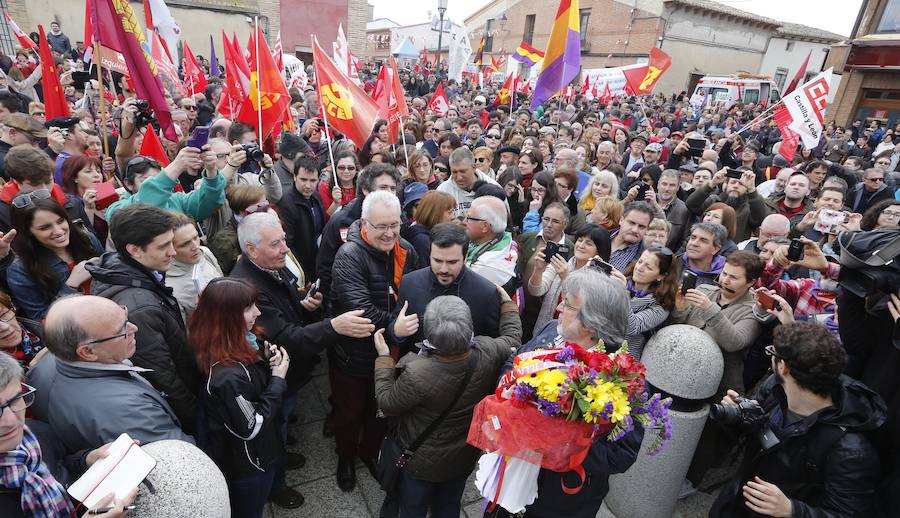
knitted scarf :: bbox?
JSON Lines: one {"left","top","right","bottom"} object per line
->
{"left": 0, "top": 425, "right": 74, "bottom": 517}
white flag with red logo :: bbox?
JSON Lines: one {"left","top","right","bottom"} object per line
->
{"left": 429, "top": 83, "right": 449, "bottom": 116}
{"left": 780, "top": 68, "right": 833, "bottom": 149}
{"left": 4, "top": 11, "right": 36, "bottom": 50}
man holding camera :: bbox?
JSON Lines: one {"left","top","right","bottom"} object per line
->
{"left": 710, "top": 321, "right": 885, "bottom": 518}
{"left": 686, "top": 167, "right": 769, "bottom": 242}
{"left": 47, "top": 116, "right": 87, "bottom": 185}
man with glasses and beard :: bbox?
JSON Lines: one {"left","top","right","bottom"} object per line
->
{"left": 686, "top": 168, "right": 769, "bottom": 242}
{"left": 710, "top": 322, "right": 884, "bottom": 518}
{"left": 848, "top": 168, "right": 893, "bottom": 215}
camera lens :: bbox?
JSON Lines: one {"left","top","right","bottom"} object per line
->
{"left": 709, "top": 403, "right": 741, "bottom": 425}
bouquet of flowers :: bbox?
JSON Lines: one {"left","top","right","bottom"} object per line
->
{"left": 467, "top": 341, "right": 672, "bottom": 513}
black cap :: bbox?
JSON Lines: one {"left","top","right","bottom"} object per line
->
{"left": 45, "top": 116, "right": 80, "bottom": 130}
{"left": 278, "top": 132, "right": 310, "bottom": 160}
{"left": 498, "top": 145, "right": 520, "bottom": 155}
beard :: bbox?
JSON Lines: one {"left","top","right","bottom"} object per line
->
{"left": 723, "top": 194, "right": 745, "bottom": 209}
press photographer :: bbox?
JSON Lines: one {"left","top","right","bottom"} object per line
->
{"left": 710, "top": 321, "right": 886, "bottom": 518}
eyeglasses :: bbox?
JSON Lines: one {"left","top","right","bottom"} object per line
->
{"left": 0, "top": 306, "right": 16, "bottom": 324}
{"left": 366, "top": 221, "right": 401, "bottom": 232}
{"left": 80, "top": 306, "right": 133, "bottom": 346}
{"left": 215, "top": 152, "right": 230, "bottom": 159}
{"left": 475, "top": 157, "right": 489, "bottom": 163}
{"left": 530, "top": 186, "right": 547, "bottom": 194}
{"left": 183, "top": 105, "right": 197, "bottom": 111}
{"left": 465, "top": 216, "right": 486, "bottom": 223}
{"left": 11, "top": 188, "right": 51, "bottom": 209}
{"left": 875, "top": 161, "right": 890, "bottom": 166}
{"left": 881, "top": 210, "right": 900, "bottom": 218}
{"left": 336, "top": 165, "right": 357, "bottom": 171}
{"left": 434, "top": 167, "right": 449, "bottom": 173}
{"left": 764, "top": 345, "right": 781, "bottom": 359}
{"left": 0, "top": 384, "right": 35, "bottom": 418}
{"left": 485, "top": 134, "right": 501, "bottom": 139}
{"left": 541, "top": 216, "right": 565, "bottom": 225}
{"left": 555, "top": 181, "right": 571, "bottom": 190}
{"left": 867, "top": 176, "right": 885, "bottom": 182}
{"left": 474, "top": 101, "right": 484, "bottom": 105}
{"left": 243, "top": 201, "right": 270, "bottom": 216}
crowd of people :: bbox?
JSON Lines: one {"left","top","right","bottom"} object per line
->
{"left": 0, "top": 18, "right": 898, "bottom": 518}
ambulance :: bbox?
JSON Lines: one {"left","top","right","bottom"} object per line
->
{"left": 689, "top": 74, "right": 782, "bottom": 110}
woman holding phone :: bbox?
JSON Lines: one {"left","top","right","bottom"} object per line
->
{"left": 189, "top": 277, "right": 300, "bottom": 516}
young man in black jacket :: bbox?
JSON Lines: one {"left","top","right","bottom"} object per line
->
{"left": 710, "top": 321, "right": 885, "bottom": 518}
{"left": 388, "top": 223, "right": 501, "bottom": 350}
{"left": 86, "top": 204, "right": 198, "bottom": 433}
{"left": 278, "top": 156, "right": 325, "bottom": 282}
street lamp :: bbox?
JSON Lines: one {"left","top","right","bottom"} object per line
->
{"left": 436, "top": 0, "right": 448, "bottom": 69}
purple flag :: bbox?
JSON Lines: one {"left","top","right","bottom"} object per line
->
{"left": 209, "top": 34, "right": 221, "bottom": 77}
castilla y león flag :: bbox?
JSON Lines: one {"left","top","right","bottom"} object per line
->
{"left": 312, "top": 35, "right": 379, "bottom": 148}
{"left": 236, "top": 23, "right": 290, "bottom": 139}
{"left": 91, "top": 0, "right": 176, "bottom": 141}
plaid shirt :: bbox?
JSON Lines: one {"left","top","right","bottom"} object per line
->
{"left": 609, "top": 232, "right": 643, "bottom": 272}
{"left": 757, "top": 262, "right": 840, "bottom": 317}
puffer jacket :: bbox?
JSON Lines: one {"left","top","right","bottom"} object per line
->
{"left": 317, "top": 196, "right": 364, "bottom": 304}
{"left": 330, "top": 220, "right": 417, "bottom": 378}
{"left": 710, "top": 375, "right": 886, "bottom": 518}
{"left": 202, "top": 357, "right": 287, "bottom": 479}
{"left": 86, "top": 252, "right": 199, "bottom": 433}
{"left": 374, "top": 301, "right": 521, "bottom": 482}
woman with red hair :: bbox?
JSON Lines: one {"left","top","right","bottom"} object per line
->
{"left": 60, "top": 154, "right": 113, "bottom": 242}
{"left": 189, "top": 277, "right": 299, "bottom": 517}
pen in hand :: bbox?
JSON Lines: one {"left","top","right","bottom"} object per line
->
{"left": 87, "top": 505, "right": 137, "bottom": 515}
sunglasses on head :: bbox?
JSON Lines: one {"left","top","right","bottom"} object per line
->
{"left": 243, "top": 201, "right": 270, "bottom": 216}
{"left": 11, "top": 188, "right": 52, "bottom": 209}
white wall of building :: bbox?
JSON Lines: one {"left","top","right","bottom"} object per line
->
{"left": 758, "top": 38, "right": 831, "bottom": 90}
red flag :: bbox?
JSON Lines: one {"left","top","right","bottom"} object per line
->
{"left": 91, "top": 0, "right": 176, "bottom": 141}
{"left": 581, "top": 75, "right": 590, "bottom": 95}
{"left": 390, "top": 56, "right": 410, "bottom": 120}
{"left": 217, "top": 31, "right": 244, "bottom": 119}
{"left": 84, "top": 0, "right": 94, "bottom": 51}
{"left": 5, "top": 11, "right": 36, "bottom": 50}
{"left": 232, "top": 33, "right": 251, "bottom": 91}
{"left": 785, "top": 50, "right": 812, "bottom": 95}
{"left": 420, "top": 46, "right": 428, "bottom": 67}
{"left": 600, "top": 82, "right": 612, "bottom": 104}
{"left": 139, "top": 127, "right": 171, "bottom": 166}
{"left": 273, "top": 31, "right": 284, "bottom": 73}
{"left": 151, "top": 33, "right": 185, "bottom": 97}
{"left": 372, "top": 64, "right": 391, "bottom": 113}
{"left": 773, "top": 105, "right": 799, "bottom": 161}
{"left": 236, "top": 23, "right": 291, "bottom": 140}
{"left": 591, "top": 81, "right": 598, "bottom": 99}
{"left": 623, "top": 47, "right": 671, "bottom": 95}
{"left": 491, "top": 73, "right": 514, "bottom": 109}
{"left": 182, "top": 42, "right": 208, "bottom": 95}
{"left": 433, "top": 49, "right": 439, "bottom": 68}
{"left": 312, "top": 36, "right": 380, "bottom": 148}
{"left": 37, "top": 26, "right": 69, "bottom": 119}
{"left": 428, "top": 82, "right": 449, "bottom": 116}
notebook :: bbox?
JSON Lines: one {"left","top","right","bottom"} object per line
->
{"left": 67, "top": 433, "right": 157, "bottom": 508}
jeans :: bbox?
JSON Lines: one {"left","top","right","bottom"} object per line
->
{"left": 230, "top": 469, "right": 276, "bottom": 518}
{"left": 398, "top": 470, "right": 468, "bottom": 518}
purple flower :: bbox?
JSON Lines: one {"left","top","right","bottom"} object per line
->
{"left": 513, "top": 383, "right": 537, "bottom": 401}
{"left": 537, "top": 399, "right": 562, "bottom": 416}
{"left": 555, "top": 346, "right": 577, "bottom": 363}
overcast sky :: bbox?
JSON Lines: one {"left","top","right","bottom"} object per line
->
{"left": 370, "top": 0, "right": 863, "bottom": 38}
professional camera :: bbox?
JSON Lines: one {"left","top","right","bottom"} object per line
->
{"left": 710, "top": 395, "right": 779, "bottom": 449}
{"left": 132, "top": 99, "right": 156, "bottom": 128}
{"left": 241, "top": 144, "right": 265, "bottom": 163}
{"left": 710, "top": 396, "right": 766, "bottom": 427}
{"left": 836, "top": 228, "right": 900, "bottom": 298}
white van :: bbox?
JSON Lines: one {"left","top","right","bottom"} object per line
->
{"left": 689, "top": 75, "right": 782, "bottom": 110}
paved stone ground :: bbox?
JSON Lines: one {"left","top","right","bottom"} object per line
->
{"left": 262, "top": 354, "right": 719, "bottom": 518}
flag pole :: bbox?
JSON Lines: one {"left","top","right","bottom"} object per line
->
{"left": 255, "top": 17, "right": 263, "bottom": 145}
{"left": 399, "top": 117, "right": 409, "bottom": 171}
{"left": 735, "top": 101, "right": 782, "bottom": 136}
{"left": 96, "top": 44, "right": 110, "bottom": 157}
{"left": 312, "top": 35, "right": 337, "bottom": 177}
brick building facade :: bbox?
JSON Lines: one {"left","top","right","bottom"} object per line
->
{"left": 825, "top": 0, "right": 900, "bottom": 127}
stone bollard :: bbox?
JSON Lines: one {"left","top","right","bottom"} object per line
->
{"left": 131, "top": 440, "right": 231, "bottom": 518}
{"left": 604, "top": 325, "right": 723, "bottom": 518}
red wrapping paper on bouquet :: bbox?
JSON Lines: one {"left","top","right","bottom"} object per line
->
{"left": 467, "top": 394, "right": 613, "bottom": 494}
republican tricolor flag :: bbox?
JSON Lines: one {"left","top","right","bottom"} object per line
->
{"left": 532, "top": 0, "right": 581, "bottom": 107}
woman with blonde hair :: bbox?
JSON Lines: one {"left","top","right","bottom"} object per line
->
{"left": 579, "top": 170, "right": 620, "bottom": 212}
{"left": 473, "top": 146, "right": 496, "bottom": 180}
{"left": 588, "top": 196, "right": 624, "bottom": 232}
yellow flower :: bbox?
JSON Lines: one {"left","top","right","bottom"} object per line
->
{"left": 583, "top": 381, "right": 631, "bottom": 424}
{"left": 520, "top": 367, "right": 568, "bottom": 402}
